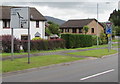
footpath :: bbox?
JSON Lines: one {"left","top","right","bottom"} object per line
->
{"left": 2, "top": 47, "right": 107, "bottom": 60}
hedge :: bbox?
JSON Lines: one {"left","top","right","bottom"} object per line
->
{"left": 61, "top": 34, "right": 93, "bottom": 48}
{"left": 21, "top": 39, "right": 65, "bottom": 52}
{"left": 1, "top": 35, "right": 20, "bottom": 53}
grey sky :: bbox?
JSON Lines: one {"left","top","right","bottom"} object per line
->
{"left": 1, "top": 0, "right": 119, "bottom": 22}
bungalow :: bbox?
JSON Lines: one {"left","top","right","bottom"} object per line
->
{"left": 60, "top": 19, "right": 104, "bottom": 36}
{"left": 0, "top": 6, "right": 47, "bottom": 40}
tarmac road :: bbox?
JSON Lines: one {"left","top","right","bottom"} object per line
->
{"left": 3, "top": 54, "right": 118, "bottom": 82}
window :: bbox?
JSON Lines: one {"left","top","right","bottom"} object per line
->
{"left": 65, "top": 29, "right": 69, "bottom": 33}
{"left": 35, "top": 32, "right": 41, "bottom": 37}
{"left": 72, "top": 28, "right": 77, "bottom": 33}
{"left": 79, "top": 28, "right": 82, "bottom": 33}
{"left": 3, "top": 20, "right": 10, "bottom": 28}
{"left": 36, "top": 21, "right": 39, "bottom": 28}
{"left": 21, "top": 35, "right": 28, "bottom": 40}
{"left": 91, "top": 28, "right": 94, "bottom": 33}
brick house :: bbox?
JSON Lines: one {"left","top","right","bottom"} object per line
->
{"left": 60, "top": 19, "right": 104, "bottom": 36}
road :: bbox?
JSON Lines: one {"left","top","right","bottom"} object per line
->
{"left": 3, "top": 54, "right": 118, "bottom": 82}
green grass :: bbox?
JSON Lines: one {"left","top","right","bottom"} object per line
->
{"left": 67, "top": 49, "right": 117, "bottom": 58}
{"left": 112, "top": 39, "right": 120, "bottom": 42}
{"left": 1, "top": 44, "right": 109, "bottom": 57}
{"left": 2, "top": 55, "right": 84, "bottom": 73}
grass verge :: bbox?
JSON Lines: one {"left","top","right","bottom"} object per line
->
{"left": 2, "top": 55, "right": 84, "bottom": 73}
{"left": 67, "top": 49, "right": 117, "bottom": 58}
{"left": 2, "top": 44, "right": 109, "bottom": 57}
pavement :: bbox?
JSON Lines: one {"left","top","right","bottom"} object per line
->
{"left": 2, "top": 52, "right": 118, "bottom": 82}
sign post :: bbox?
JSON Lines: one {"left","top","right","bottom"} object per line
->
{"left": 106, "top": 22, "right": 112, "bottom": 52}
{"left": 11, "top": 28, "right": 14, "bottom": 61}
{"left": 11, "top": 7, "right": 30, "bottom": 64}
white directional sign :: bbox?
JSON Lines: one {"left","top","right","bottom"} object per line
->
{"left": 11, "top": 7, "right": 29, "bottom": 28}
{"left": 106, "top": 22, "right": 112, "bottom": 34}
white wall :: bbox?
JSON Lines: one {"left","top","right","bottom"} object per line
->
{"left": 0, "top": 20, "right": 2, "bottom": 36}
{"left": 1, "top": 20, "right": 45, "bottom": 40}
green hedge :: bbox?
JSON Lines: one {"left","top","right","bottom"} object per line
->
{"left": 21, "top": 39, "right": 65, "bottom": 52}
{"left": 61, "top": 34, "right": 93, "bottom": 48}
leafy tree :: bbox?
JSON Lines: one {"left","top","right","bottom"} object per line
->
{"left": 83, "top": 26, "right": 89, "bottom": 34}
{"left": 47, "top": 21, "right": 60, "bottom": 35}
{"left": 45, "top": 27, "right": 52, "bottom": 36}
{"left": 115, "top": 26, "right": 120, "bottom": 36}
{"left": 109, "top": 9, "right": 120, "bottom": 36}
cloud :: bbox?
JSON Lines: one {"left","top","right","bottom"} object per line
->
{"left": 1, "top": 1, "right": 119, "bottom": 22}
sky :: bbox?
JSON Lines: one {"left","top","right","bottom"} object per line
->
{"left": 0, "top": 0, "right": 119, "bottom": 22}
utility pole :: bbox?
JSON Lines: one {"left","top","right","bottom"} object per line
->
{"left": 97, "top": 3, "right": 99, "bottom": 47}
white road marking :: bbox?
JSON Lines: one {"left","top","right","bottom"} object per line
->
{"left": 80, "top": 69, "right": 115, "bottom": 81}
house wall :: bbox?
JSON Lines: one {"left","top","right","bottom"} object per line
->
{"left": 60, "top": 20, "right": 104, "bottom": 36}
{"left": 0, "top": 20, "right": 2, "bottom": 36}
{"left": 87, "top": 20, "right": 104, "bottom": 36}
{"left": 0, "top": 20, "right": 45, "bottom": 39}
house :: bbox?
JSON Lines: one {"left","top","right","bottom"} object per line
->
{"left": 60, "top": 19, "right": 104, "bottom": 36}
{"left": 0, "top": 6, "right": 47, "bottom": 40}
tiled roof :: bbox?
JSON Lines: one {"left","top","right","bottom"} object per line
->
{"left": 60, "top": 19, "right": 103, "bottom": 28}
{"left": 0, "top": 6, "right": 47, "bottom": 21}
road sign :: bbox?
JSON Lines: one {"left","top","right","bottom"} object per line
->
{"left": 106, "top": 22, "right": 112, "bottom": 34}
{"left": 10, "top": 7, "right": 31, "bottom": 64}
{"left": 11, "top": 7, "right": 29, "bottom": 28}
{"left": 107, "top": 34, "right": 111, "bottom": 38}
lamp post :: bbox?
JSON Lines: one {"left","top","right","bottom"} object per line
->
{"left": 96, "top": 3, "right": 99, "bottom": 47}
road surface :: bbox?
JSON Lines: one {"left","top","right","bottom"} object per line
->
{"left": 3, "top": 54, "right": 118, "bottom": 82}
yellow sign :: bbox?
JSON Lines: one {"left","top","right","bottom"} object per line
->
{"left": 107, "top": 34, "right": 111, "bottom": 37}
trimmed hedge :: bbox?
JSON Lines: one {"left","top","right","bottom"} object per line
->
{"left": 1, "top": 35, "right": 20, "bottom": 53}
{"left": 61, "top": 34, "right": 93, "bottom": 48}
{"left": 21, "top": 39, "right": 65, "bottom": 52}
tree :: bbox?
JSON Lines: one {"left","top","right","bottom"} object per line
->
{"left": 83, "top": 26, "right": 89, "bottom": 34}
{"left": 109, "top": 9, "right": 120, "bottom": 36}
{"left": 46, "top": 21, "right": 60, "bottom": 36}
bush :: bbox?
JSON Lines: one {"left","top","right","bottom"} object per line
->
{"left": 1, "top": 35, "right": 20, "bottom": 53}
{"left": 21, "top": 39, "right": 65, "bottom": 52}
{"left": 100, "top": 30, "right": 107, "bottom": 44}
{"left": 92, "top": 35, "right": 102, "bottom": 45}
{"left": 32, "top": 37, "right": 42, "bottom": 40}
{"left": 61, "top": 34, "right": 93, "bottom": 48}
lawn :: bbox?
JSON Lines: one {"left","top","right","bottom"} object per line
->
{"left": 1, "top": 44, "right": 109, "bottom": 57}
{"left": 112, "top": 39, "right": 120, "bottom": 42}
{"left": 2, "top": 55, "right": 84, "bottom": 73}
{"left": 67, "top": 49, "right": 117, "bottom": 58}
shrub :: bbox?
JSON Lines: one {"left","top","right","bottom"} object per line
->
{"left": 21, "top": 40, "right": 28, "bottom": 52}
{"left": 92, "top": 35, "right": 107, "bottom": 45}
{"left": 100, "top": 30, "right": 107, "bottom": 44}
{"left": 61, "top": 34, "right": 93, "bottom": 48}
{"left": 32, "top": 37, "right": 42, "bottom": 40}
{"left": 1, "top": 35, "right": 20, "bottom": 53}
{"left": 21, "top": 39, "right": 65, "bottom": 52}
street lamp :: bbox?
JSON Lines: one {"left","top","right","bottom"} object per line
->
{"left": 96, "top": 2, "right": 110, "bottom": 47}
{"left": 96, "top": 3, "right": 99, "bottom": 47}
